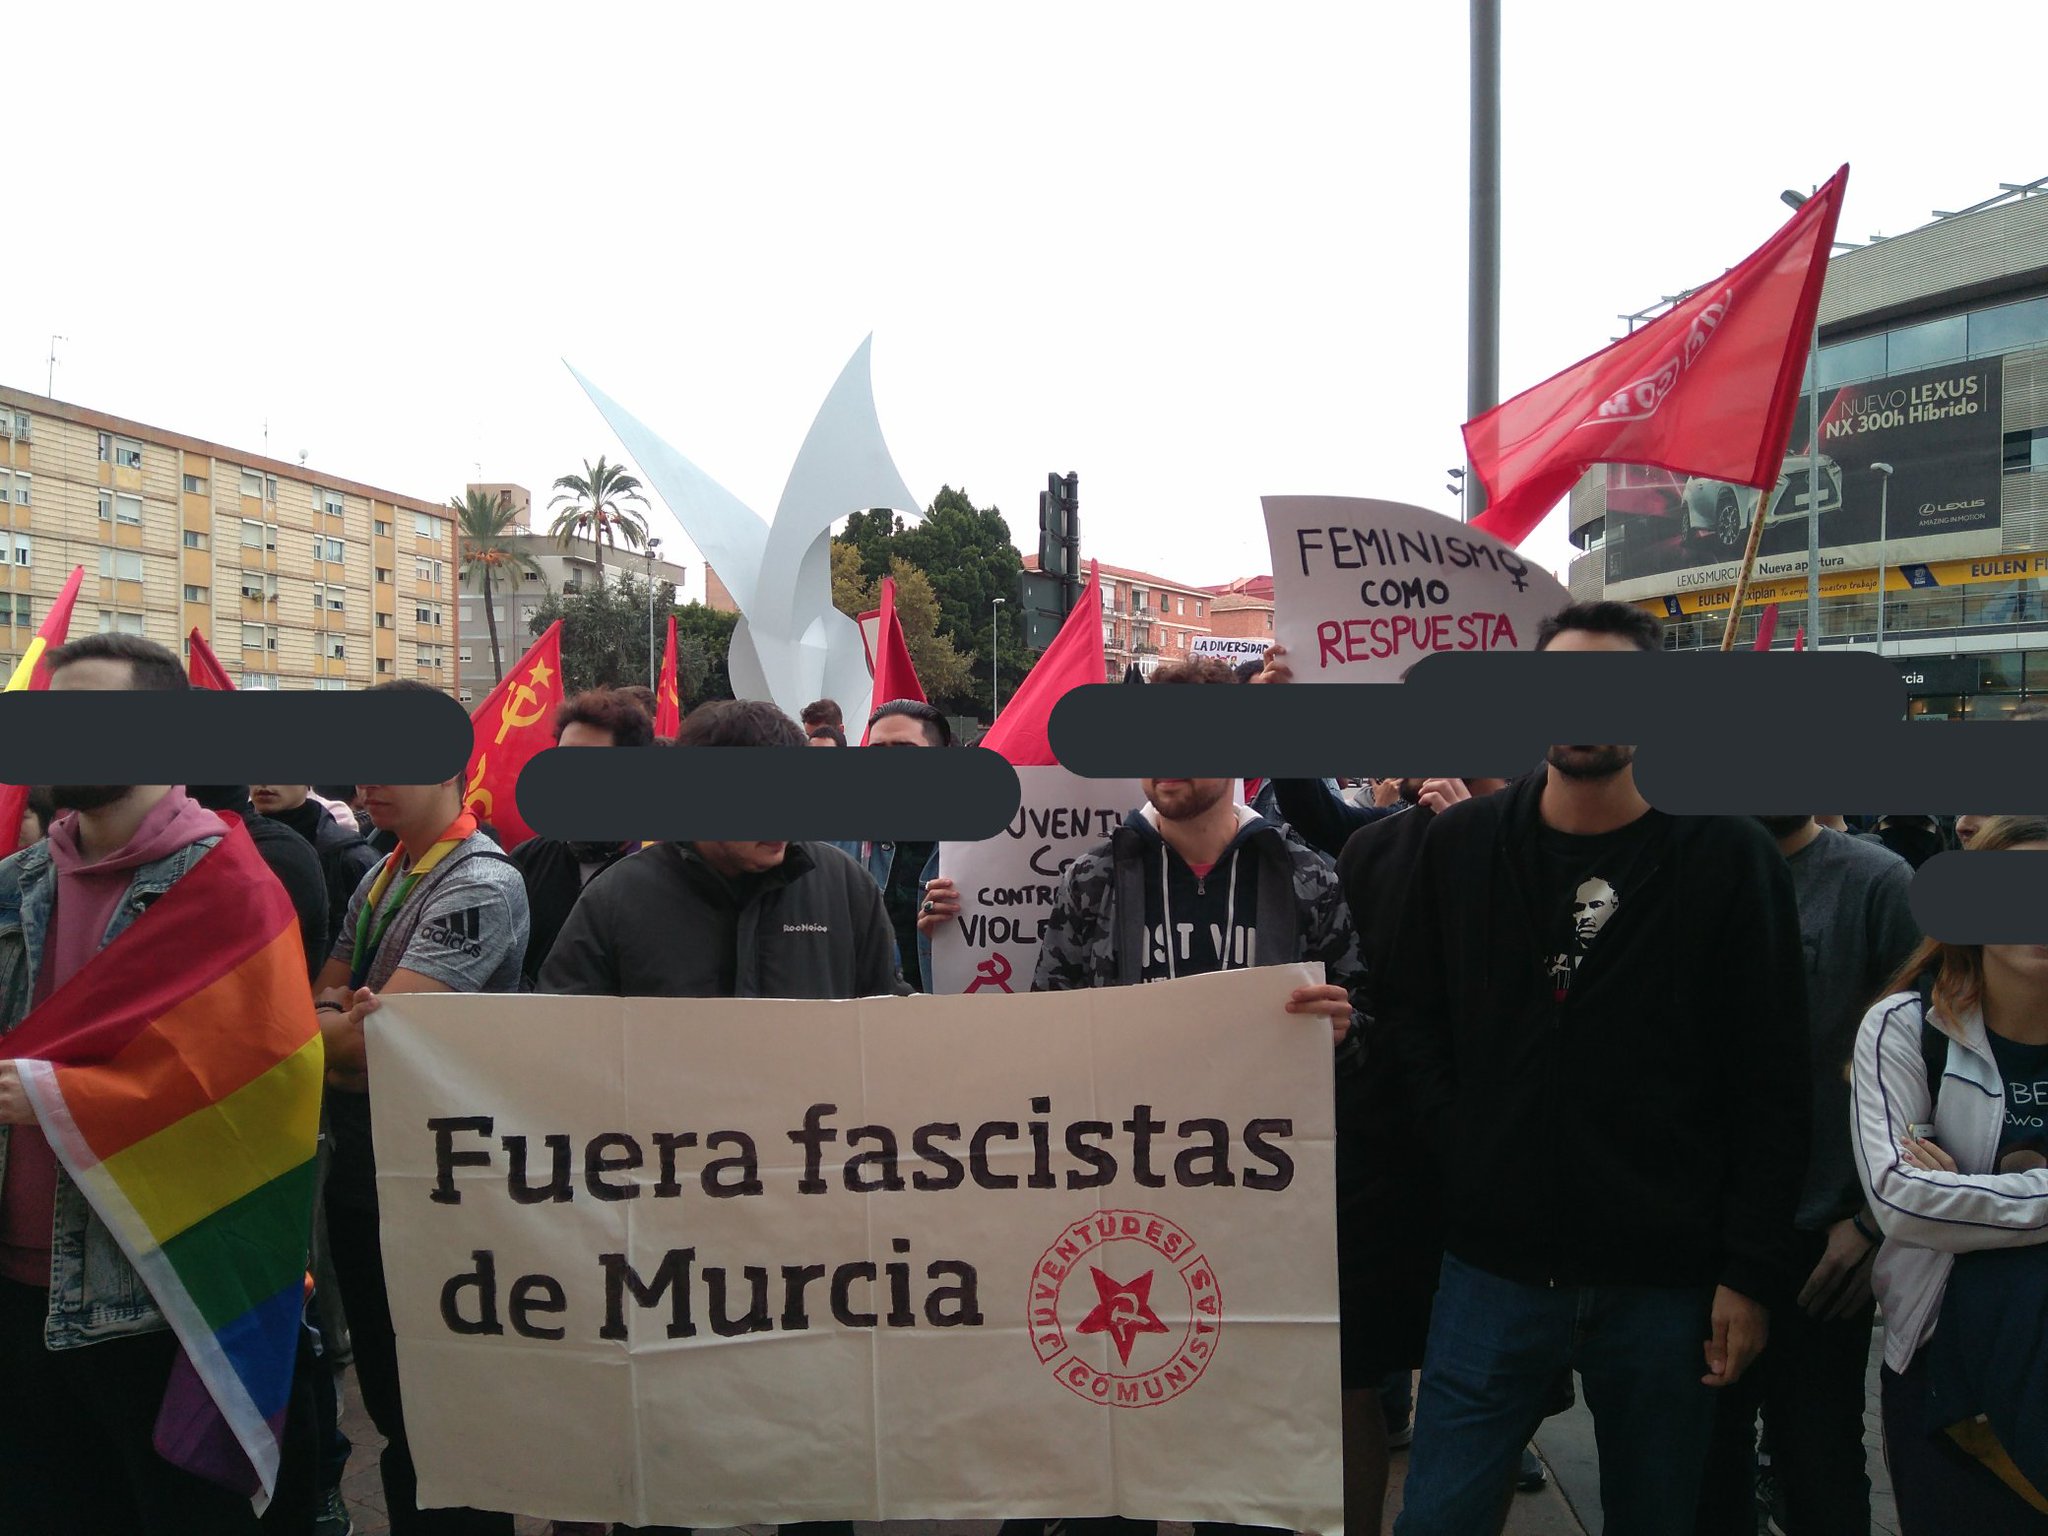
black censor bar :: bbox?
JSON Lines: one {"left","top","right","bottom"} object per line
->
{"left": 0, "top": 688, "right": 473, "bottom": 783}
{"left": 1910, "top": 852, "right": 2048, "bottom": 943}
{"left": 1047, "top": 652, "right": 2048, "bottom": 815}
{"left": 516, "top": 745, "right": 1022, "bottom": 843}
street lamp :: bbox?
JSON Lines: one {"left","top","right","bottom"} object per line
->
{"left": 1871, "top": 464, "right": 1894, "bottom": 653}
{"left": 990, "top": 597, "right": 1006, "bottom": 721}
{"left": 645, "top": 536, "right": 663, "bottom": 689}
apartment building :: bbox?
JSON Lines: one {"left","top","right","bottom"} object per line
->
{"left": 0, "top": 386, "right": 459, "bottom": 691}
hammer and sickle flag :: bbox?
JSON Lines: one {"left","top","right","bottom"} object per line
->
{"left": 462, "top": 621, "right": 564, "bottom": 848}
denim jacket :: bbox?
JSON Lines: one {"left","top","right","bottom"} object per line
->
{"left": 860, "top": 841, "right": 940, "bottom": 992}
{"left": 0, "top": 833, "right": 221, "bottom": 1348}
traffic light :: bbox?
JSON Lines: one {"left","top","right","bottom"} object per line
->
{"left": 1036, "top": 472, "right": 1080, "bottom": 616}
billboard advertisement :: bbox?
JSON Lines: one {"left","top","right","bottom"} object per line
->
{"left": 1602, "top": 359, "right": 2004, "bottom": 602}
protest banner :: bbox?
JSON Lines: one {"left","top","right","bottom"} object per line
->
{"left": 367, "top": 968, "right": 1341, "bottom": 1531}
{"left": 1187, "top": 635, "right": 1270, "bottom": 666}
{"left": 932, "top": 765, "right": 1143, "bottom": 994}
{"left": 1264, "top": 494, "right": 1571, "bottom": 683}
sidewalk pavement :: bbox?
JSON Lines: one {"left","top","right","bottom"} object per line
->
{"left": 344, "top": 1339, "right": 1898, "bottom": 1536}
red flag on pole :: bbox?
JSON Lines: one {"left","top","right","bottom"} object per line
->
{"left": 859, "top": 577, "right": 926, "bottom": 744}
{"left": 0, "top": 565, "right": 86, "bottom": 858}
{"left": 462, "top": 622, "right": 564, "bottom": 848}
{"left": 186, "top": 628, "right": 237, "bottom": 690}
{"left": 1793, "top": 626, "right": 1807, "bottom": 652}
{"left": 978, "top": 563, "right": 1104, "bottom": 768}
{"left": 1752, "top": 604, "right": 1780, "bottom": 652}
{"left": 655, "top": 614, "right": 682, "bottom": 738}
{"left": 1466, "top": 166, "right": 1848, "bottom": 548}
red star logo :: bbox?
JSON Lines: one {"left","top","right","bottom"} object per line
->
{"left": 1074, "top": 1266, "right": 1170, "bottom": 1367}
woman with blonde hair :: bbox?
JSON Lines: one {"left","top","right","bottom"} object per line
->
{"left": 1852, "top": 814, "right": 2048, "bottom": 1531}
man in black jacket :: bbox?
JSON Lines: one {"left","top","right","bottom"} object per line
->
{"left": 188, "top": 784, "right": 329, "bottom": 980}
{"left": 1385, "top": 603, "right": 1810, "bottom": 1536}
{"left": 538, "top": 700, "right": 898, "bottom": 1003}
{"left": 510, "top": 687, "right": 656, "bottom": 988}
{"left": 253, "top": 782, "right": 379, "bottom": 954}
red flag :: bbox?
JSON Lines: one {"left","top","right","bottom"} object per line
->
{"left": 859, "top": 577, "right": 926, "bottom": 744}
{"left": 0, "top": 566, "right": 85, "bottom": 859}
{"left": 1793, "top": 626, "right": 1807, "bottom": 652}
{"left": 1752, "top": 604, "right": 1780, "bottom": 652}
{"left": 655, "top": 615, "right": 682, "bottom": 738}
{"left": 186, "top": 628, "right": 236, "bottom": 690}
{"left": 978, "top": 563, "right": 1105, "bottom": 768}
{"left": 1467, "top": 166, "right": 1848, "bottom": 547}
{"left": 462, "top": 622, "right": 564, "bottom": 847}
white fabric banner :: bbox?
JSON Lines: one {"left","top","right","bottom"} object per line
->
{"left": 1263, "top": 494, "right": 1572, "bottom": 683}
{"left": 367, "top": 968, "right": 1340, "bottom": 1532}
{"left": 1188, "top": 635, "right": 1269, "bottom": 664}
{"left": 931, "top": 765, "right": 1142, "bottom": 996}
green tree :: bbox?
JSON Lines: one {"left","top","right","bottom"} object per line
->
{"left": 527, "top": 571, "right": 675, "bottom": 692}
{"left": 833, "top": 486, "right": 1026, "bottom": 715}
{"left": 453, "top": 488, "right": 542, "bottom": 684}
{"left": 831, "top": 553, "right": 975, "bottom": 703}
{"left": 547, "top": 456, "right": 650, "bottom": 585}
{"left": 670, "top": 602, "right": 739, "bottom": 708}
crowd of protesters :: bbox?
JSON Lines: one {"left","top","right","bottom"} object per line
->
{"left": 0, "top": 606, "right": 2043, "bottom": 1536}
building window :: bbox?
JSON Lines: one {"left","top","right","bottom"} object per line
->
{"left": 459, "top": 647, "right": 473, "bottom": 664}
{"left": 523, "top": 568, "right": 540, "bottom": 583}
{"left": 99, "top": 491, "right": 144, "bottom": 525}
{"left": 241, "top": 519, "right": 269, "bottom": 549}
{"left": 415, "top": 557, "right": 444, "bottom": 584}
{"left": 2004, "top": 426, "right": 2048, "bottom": 476}
{"left": 0, "top": 595, "right": 31, "bottom": 626}
{"left": 8, "top": 533, "right": 30, "bottom": 566}
{"left": 325, "top": 586, "right": 346, "bottom": 612}
{"left": 183, "top": 530, "right": 210, "bottom": 550}
{"left": 242, "top": 623, "right": 278, "bottom": 651}
{"left": 6, "top": 472, "right": 29, "bottom": 506}
{"left": 182, "top": 474, "right": 209, "bottom": 495}
{"left": 111, "top": 438, "right": 143, "bottom": 470}
{"left": 99, "top": 611, "right": 146, "bottom": 636}
{"left": 0, "top": 411, "right": 28, "bottom": 439}
{"left": 375, "top": 519, "right": 392, "bottom": 537}
{"left": 414, "top": 510, "right": 443, "bottom": 539}
{"left": 97, "top": 432, "right": 112, "bottom": 462}
{"left": 242, "top": 672, "right": 280, "bottom": 690}
{"left": 375, "top": 566, "right": 391, "bottom": 584}
{"left": 415, "top": 604, "right": 442, "bottom": 625}
{"left": 326, "top": 638, "right": 347, "bottom": 660}
{"left": 458, "top": 689, "right": 473, "bottom": 704}
{"left": 376, "top": 611, "right": 392, "bottom": 629}
{"left": 240, "top": 572, "right": 278, "bottom": 602}
{"left": 376, "top": 657, "right": 392, "bottom": 674}
{"left": 318, "top": 536, "right": 346, "bottom": 563}
{"left": 321, "top": 490, "right": 345, "bottom": 518}
{"left": 184, "top": 584, "right": 209, "bottom": 603}
{"left": 314, "top": 677, "right": 347, "bottom": 691}
{"left": 1969, "top": 295, "right": 2048, "bottom": 358}
{"left": 98, "top": 550, "right": 145, "bottom": 581}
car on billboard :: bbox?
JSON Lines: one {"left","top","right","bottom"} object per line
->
{"left": 1682, "top": 455, "right": 1844, "bottom": 550}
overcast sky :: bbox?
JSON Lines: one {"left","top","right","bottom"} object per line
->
{"left": 8, "top": 2, "right": 2037, "bottom": 600}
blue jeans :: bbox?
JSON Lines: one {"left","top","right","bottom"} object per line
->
{"left": 1394, "top": 1254, "right": 1719, "bottom": 1536}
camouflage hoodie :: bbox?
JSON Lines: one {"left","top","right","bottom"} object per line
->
{"left": 1032, "top": 803, "right": 1367, "bottom": 1070}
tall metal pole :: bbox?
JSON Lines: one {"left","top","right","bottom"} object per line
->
{"left": 1467, "top": 0, "right": 1501, "bottom": 522}
{"left": 1805, "top": 320, "right": 1822, "bottom": 641}
{"left": 991, "top": 597, "right": 1006, "bottom": 720}
{"left": 1872, "top": 464, "right": 1893, "bottom": 654}
{"left": 645, "top": 539, "right": 661, "bottom": 690}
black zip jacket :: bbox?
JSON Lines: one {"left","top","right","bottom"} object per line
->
{"left": 268, "top": 799, "right": 379, "bottom": 955}
{"left": 1378, "top": 773, "right": 1811, "bottom": 1306}
{"left": 537, "top": 841, "right": 899, "bottom": 1000}
{"left": 510, "top": 836, "right": 635, "bottom": 990}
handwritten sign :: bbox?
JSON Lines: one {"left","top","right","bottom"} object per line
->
{"left": 367, "top": 970, "right": 1341, "bottom": 1531}
{"left": 933, "top": 765, "right": 1143, "bottom": 994}
{"left": 1263, "top": 495, "right": 1571, "bottom": 683}
{"left": 1188, "top": 635, "right": 1269, "bottom": 665}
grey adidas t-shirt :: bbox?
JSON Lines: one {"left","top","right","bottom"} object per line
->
{"left": 325, "top": 832, "right": 529, "bottom": 1208}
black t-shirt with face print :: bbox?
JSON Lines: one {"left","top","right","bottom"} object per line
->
{"left": 1535, "top": 811, "right": 1669, "bottom": 1003}
{"left": 1987, "top": 1030, "right": 2048, "bottom": 1172}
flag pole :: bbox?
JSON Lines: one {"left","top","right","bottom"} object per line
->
{"left": 1720, "top": 456, "right": 1785, "bottom": 655}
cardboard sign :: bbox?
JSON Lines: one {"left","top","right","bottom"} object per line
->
{"left": 1264, "top": 495, "right": 1571, "bottom": 683}
{"left": 932, "top": 765, "right": 1142, "bottom": 995}
{"left": 1188, "top": 635, "right": 1269, "bottom": 665}
{"left": 367, "top": 970, "right": 1341, "bottom": 1531}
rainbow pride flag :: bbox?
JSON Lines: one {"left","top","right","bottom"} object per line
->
{"left": 7, "top": 813, "right": 322, "bottom": 1507}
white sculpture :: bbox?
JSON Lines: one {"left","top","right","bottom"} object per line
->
{"left": 567, "top": 336, "right": 923, "bottom": 726}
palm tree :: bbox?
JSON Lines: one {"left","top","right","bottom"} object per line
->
{"left": 454, "top": 488, "right": 542, "bottom": 683}
{"left": 547, "top": 456, "right": 650, "bottom": 585}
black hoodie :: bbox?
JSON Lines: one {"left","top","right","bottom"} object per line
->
{"left": 1379, "top": 771, "right": 1811, "bottom": 1306}
{"left": 268, "top": 796, "right": 379, "bottom": 955}
{"left": 1127, "top": 808, "right": 1269, "bottom": 980}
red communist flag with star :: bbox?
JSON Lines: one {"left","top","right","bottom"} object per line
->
{"left": 1075, "top": 1266, "right": 1170, "bottom": 1367}
{"left": 462, "top": 621, "right": 564, "bottom": 847}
